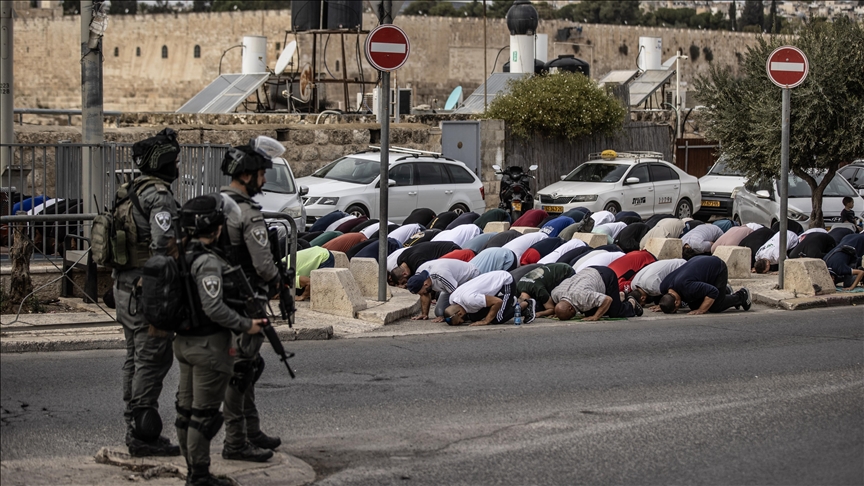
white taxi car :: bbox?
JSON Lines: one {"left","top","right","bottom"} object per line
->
{"left": 536, "top": 150, "right": 702, "bottom": 219}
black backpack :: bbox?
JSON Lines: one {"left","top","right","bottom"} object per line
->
{"left": 135, "top": 251, "right": 204, "bottom": 332}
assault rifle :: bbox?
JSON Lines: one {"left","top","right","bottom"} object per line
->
{"left": 268, "top": 227, "right": 296, "bottom": 328}
{"left": 227, "top": 265, "right": 296, "bottom": 379}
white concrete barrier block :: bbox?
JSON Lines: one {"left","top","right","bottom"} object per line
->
{"left": 645, "top": 238, "right": 683, "bottom": 260}
{"left": 571, "top": 232, "right": 607, "bottom": 248}
{"left": 511, "top": 226, "right": 539, "bottom": 234}
{"left": 713, "top": 246, "right": 751, "bottom": 279}
{"left": 331, "top": 250, "right": 350, "bottom": 269}
{"left": 483, "top": 221, "right": 510, "bottom": 234}
{"left": 310, "top": 268, "right": 367, "bottom": 318}
{"left": 350, "top": 257, "right": 391, "bottom": 300}
{"left": 783, "top": 258, "right": 836, "bottom": 296}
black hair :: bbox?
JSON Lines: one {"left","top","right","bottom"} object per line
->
{"left": 659, "top": 294, "right": 677, "bottom": 314}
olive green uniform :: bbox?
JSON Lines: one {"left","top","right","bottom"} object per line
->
{"left": 174, "top": 240, "right": 253, "bottom": 474}
{"left": 220, "top": 186, "right": 279, "bottom": 450}
{"left": 113, "top": 176, "right": 179, "bottom": 442}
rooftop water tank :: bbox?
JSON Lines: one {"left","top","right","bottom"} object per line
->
{"left": 292, "top": 0, "right": 325, "bottom": 31}
{"left": 327, "top": 0, "right": 362, "bottom": 30}
{"left": 544, "top": 55, "right": 589, "bottom": 76}
{"left": 503, "top": 59, "right": 547, "bottom": 75}
{"left": 637, "top": 36, "right": 662, "bottom": 71}
{"left": 241, "top": 35, "right": 268, "bottom": 74}
{"left": 506, "top": 0, "right": 538, "bottom": 35}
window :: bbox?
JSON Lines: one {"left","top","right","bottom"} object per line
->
{"left": 626, "top": 165, "right": 649, "bottom": 184}
{"left": 415, "top": 162, "right": 447, "bottom": 185}
{"left": 335, "top": 60, "right": 340, "bottom": 72}
{"left": 114, "top": 47, "right": 119, "bottom": 57}
{"left": 275, "top": 42, "right": 281, "bottom": 52}
{"left": 161, "top": 46, "right": 168, "bottom": 59}
{"left": 136, "top": 47, "right": 141, "bottom": 57}
{"left": 649, "top": 164, "right": 677, "bottom": 182}
{"left": 193, "top": 45, "right": 201, "bottom": 58}
{"left": 445, "top": 164, "right": 476, "bottom": 184}
{"left": 388, "top": 163, "right": 414, "bottom": 186}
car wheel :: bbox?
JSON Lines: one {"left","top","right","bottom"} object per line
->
{"left": 771, "top": 219, "right": 778, "bottom": 229}
{"left": 675, "top": 199, "right": 693, "bottom": 219}
{"left": 733, "top": 214, "right": 741, "bottom": 225}
{"left": 345, "top": 204, "right": 369, "bottom": 218}
{"left": 604, "top": 201, "right": 621, "bottom": 214}
{"left": 449, "top": 203, "right": 470, "bottom": 215}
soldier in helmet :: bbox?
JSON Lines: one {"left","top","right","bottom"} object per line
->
{"left": 219, "top": 137, "right": 285, "bottom": 461}
{"left": 114, "top": 128, "right": 182, "bottom": 456}
{"left": 174, "top": 194, "right": 267, "bottom": 486}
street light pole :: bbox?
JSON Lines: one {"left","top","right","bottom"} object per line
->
{"left": 0, "top": 3, "right": 14, "bottom": 175}
{"left": 81, "top": 0, "right": 105, "bottom": 219}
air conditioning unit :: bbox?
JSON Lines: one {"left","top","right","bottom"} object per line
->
{"left": 665, "top": 89, "right": 687, "bottom": 109}
{"left": 356, "top": 92, "right": 374, "bottom": 113}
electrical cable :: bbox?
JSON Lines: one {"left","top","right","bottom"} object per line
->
{"left": 491, "top": 45, "right": 510, "bottom": 74}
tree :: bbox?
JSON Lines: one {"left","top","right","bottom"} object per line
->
{"left": 740, "top": 0, "right": 764, "bottom": 31}
{"left": 729, "top": 1, "right": 737, "bottom": 31}
{"left": 61, "top": 0, "right": 79, "bottom": 15}
{"left": 192, "top": 0, "right": 213, "bottom": 12}
{"left": 478, "top": 72, "right": 626, "bottom": 141}
{"left": 108, "top": 0, "right": 137, "bottom": 15}
{"left": 210, "top": 0, "right": 289, "bottom": 11}
{"left": 556, "top": 0, "right": 641, "bottom": 25}
{"left": 694, "top": 18, "right": 864, "bottom": 228}
{"left": 766, "top": 0, "right": 782, "bottom": 34}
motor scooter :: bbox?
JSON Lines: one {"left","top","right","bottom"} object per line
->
{"left": 493, "top": 164, "right": 538, "bottom": 220}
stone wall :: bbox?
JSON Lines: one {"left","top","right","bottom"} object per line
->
{"left": 11, "top": 10, "right": 762, "bottom": 113}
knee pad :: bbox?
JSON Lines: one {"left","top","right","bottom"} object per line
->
{"left": 190, "top": 408, "right": 224, "bottom": 441}
{"left": 175, "top": 403, "right": 192, "bottom": 430}
{"left": 253, "top": 355, "right": 266, "bottom": 384}
{"left": 132, "top": 407, "right": 163, "bottom": 442}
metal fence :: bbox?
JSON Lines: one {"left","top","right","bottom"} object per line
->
{"left": 1, "top": 142, "right": 231, "bottom": 257}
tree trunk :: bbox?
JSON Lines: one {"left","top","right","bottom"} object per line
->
{"left": 7, "top": 215, "right": 34, "bottom": 312}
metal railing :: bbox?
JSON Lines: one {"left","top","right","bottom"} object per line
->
{"left": 13, "top": 108, "right": 123, "bottom": 127}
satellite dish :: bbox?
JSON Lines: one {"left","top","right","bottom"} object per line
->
{"left": 298, "top": 63, "right": 313, "bottom": 102}
{"left": 444, "top": 86, "right": 463, "bottom": 110}
{"left": 274, "top": 40, "right": 297, "bottom": 75}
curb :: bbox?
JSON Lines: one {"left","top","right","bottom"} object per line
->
{"left": 752, "top": 290, "right": 864, "bottom": 310}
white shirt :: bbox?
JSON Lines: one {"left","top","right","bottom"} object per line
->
{"left": 801, "top": 227, "right": 828, "bottom": 236}
{"left": 593, "top": 222, "right": 627, "bottom": 239}
{"left": 387, "top": 247, "right": 408, "bottom": 271}
{"left": 538, "top": 239, "right": 587, "bottom": 264}
{"left": 681, "top": 224, "right": 724, "bottom": 254}
{"left": 450, "top": 270, "right": 513, "bottom": 314}
{"left": 326, "top": 215, "right": 357, "bottom": 232}
{"left": 416, "top": 259, "right": 480, "bottom": 294}
{"left": 630, "top": 259, "right": 687, "bottom": 296}
{"left": 571, "top": 249, "right": 607, "bottom": 269}
{"left": 502, "top": 232, "right": 548, "bottom": 260}
{"left": 431, "top": 224, "right": 482, "bottom": 247}
{"left": 640, "top": 218, "right": 685, "bottom": 249}
{"left": 745, "top": 222, "right": 765, "bottom": 232}
{"left": 389, "top": 223, "right": 423, "bottom": 245}
{"left": 360, "top": 221, "right": 394, "bottom": 239}
{"left": 573, "top": 251, "right": 625, "bottom": 274}
{"left": 755, "top": 230, "right": 799, "bottom": 264}
{"left": 591, "top": 211, "right": 615, "bottom": 226}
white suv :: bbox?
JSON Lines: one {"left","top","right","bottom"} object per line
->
{"left": 296, "top": 149, "right": 486, "bottom": 226}
{"left": 536, "top": 150, "right": 702, "bottom": 219}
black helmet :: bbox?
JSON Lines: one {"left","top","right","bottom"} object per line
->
{"left": 180, "top": 194, "right": 225, "bottom": 236}
{"left": 220, "top": 136, "right": 286, "bottom": 177}
{"left": 132, "top": 128, "right": 181, "bottom": 175}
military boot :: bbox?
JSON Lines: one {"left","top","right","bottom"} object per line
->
{"left": 222, "top": 442, "right": 273, "bottom": 462}
{"left": 186, "top": 465, "right": 232, "bottom": 486}
{"left": 248, "top": 431, "right": 281, "bottom": 450}
{"left": 128, "top": 436, "right": 181, "bottom": 457}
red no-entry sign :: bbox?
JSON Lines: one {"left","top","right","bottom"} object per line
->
{"left": 365, "top": 24, "right": 410, "bottom": 72}
{"left": 766, "top": 46, "right": 809, "bottom": 89}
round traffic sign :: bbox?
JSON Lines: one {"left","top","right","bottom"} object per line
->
{"left": 365, "top": 24, "right": 410, "bottom": 72}
{"left": 766, "top": 46, "right": 809, "bottom": 89}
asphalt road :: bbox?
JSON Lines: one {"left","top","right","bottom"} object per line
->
{"left": 2, "top": 307, "right": 863, "bottom": 485}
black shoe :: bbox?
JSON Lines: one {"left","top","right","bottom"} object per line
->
{"left": 222, "top": 442, "right": 273, "bottom": 462}
{"left": 629, "top": 297, "right": 643, "bottom": 317}
{"left": 523, "top": 299, "right": 536, "bottom": 324}
{"left": 248, "top": 431, "right": 282, "bottom": 450}
{"left": 187, "top": 466, "right": 233, "bottom": 486}
{"left": 128, "top": 437, "right": 181, "bottom": 457}
{"left": 741, "top": 288, "right": 752, "bottom": 311}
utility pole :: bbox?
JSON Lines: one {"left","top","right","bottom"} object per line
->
{"left": 377, "top": 1, "right": 393, "bottom": 302}
{"left": 0, "top": 3, "right": 14, "bottom": 176}
{"left": 81, "top": 0, "right": 105, "bottom": 218}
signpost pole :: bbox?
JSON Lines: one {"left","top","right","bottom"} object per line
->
{"left": 778, "top": 87, "right": 790, "bottom": 289}
{"left": 378, "top": 70, "right": 390, "bottom": 301}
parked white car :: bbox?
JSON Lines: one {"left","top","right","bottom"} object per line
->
{"left": 296, "top": 150, "right": 486, "bottom": 226}
{"left": 693, "top": 158, "right": 748, "bottom": 221}
{"left": 536, "top": 150, "right": 702, "bottom": 219}
{"left": 732, "top": 172, "right": 864, "bottom": 230}
{"left": 254, "top": 156, "right": 306, "bottom": 232}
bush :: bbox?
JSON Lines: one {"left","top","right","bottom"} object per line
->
{"left": 478, "top": 72, "right": 626, "bottom": 141}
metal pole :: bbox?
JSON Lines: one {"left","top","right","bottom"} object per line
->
{"left": 778, "top": 87, "right": 790, "bottom": 289}
{"left": 0, "top": 3, "right": 14, "bottom": 174}
{"left": 676, "top": 50, "right": 682, "bottom": 140}
{"left": 81, "top": 0, "right": 104, "bottom": 224}
{"left": 377, "top": 1, "right": 393, "bottom": 302}
{"left": 483, "top": 2, "right": 487, "bottom": 113}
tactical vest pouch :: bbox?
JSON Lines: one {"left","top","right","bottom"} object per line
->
{"left": 100, "top": 177, "right": 166, "bottom": 271}
{"left": 90, "top": 213, "right": 114, "bottom": 267}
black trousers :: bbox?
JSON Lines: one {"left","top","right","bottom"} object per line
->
{"left": 585, "top": 266, "right": 636, "bottom": 318}
{"left": 688, "top": 264, "right": 745, "bottom": 313}
{"left": 466, "top": 283, "right": 516, "bottom": 324}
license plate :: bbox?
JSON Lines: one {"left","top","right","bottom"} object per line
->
{"left": 543, "top": 205, "right": 563, "bottom": 213}
{"left": 702, "top": 200, "right": 721, "bottom": 207}
{"left": 511, "top": 201, "right": 522, "bottom": 211}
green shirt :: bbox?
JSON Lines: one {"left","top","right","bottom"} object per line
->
{"left": 286, "top": 246, "right": 332, "bottom": 288}
{"left": 516, "top": 263, "right": 575, "bottom": 304}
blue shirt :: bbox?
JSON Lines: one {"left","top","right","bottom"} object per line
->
{"left": 540, "top": 216, "right": 575, "bottom": 238}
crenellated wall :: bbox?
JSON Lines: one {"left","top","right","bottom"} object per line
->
{"left": 12, "top": 10, "right": 763, "bottom": 113}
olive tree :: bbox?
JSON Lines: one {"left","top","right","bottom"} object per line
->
{"left": 695, "top": 18, "right": 864, "bottom": 228}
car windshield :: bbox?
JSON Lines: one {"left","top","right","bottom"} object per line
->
{"left": 261, "top": 163, "right": 295, "bottom": 194}
{"left": 563, "top": 163, "right": 629, "bottom": 183}
{"left": 708, "top": 159, "right": 744, "bottom": 176}
{"left": 311, "top": 157, "right": 380, "bottom": 184}
{"left": 787, "top": 174, "right": 857, "bottom": 198}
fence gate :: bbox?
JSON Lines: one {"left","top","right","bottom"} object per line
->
{"left": 674, "top": 138, "right": 719, "bottom": 178}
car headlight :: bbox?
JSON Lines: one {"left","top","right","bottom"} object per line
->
{"left": 303, "top": 196, "right": 319, "bottom": 206}
{"left": 281, "top": 206, "right": 303, "bottom": 218}
{"left": 788, "top": 209, "right": 809, "bottom": 222}
{"left": 571, "top": 195, "right": 598, "bottom": 202}
{"left": 318, "top": 196, "right": 340, "bottom": 205}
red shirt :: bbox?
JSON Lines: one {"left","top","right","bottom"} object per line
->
{"left": 440, "top": 248, "right": 476, "bottom": 262}
{"left": 512, "top": 209, "right": 549, "bottom": 228}
{"left": 607, "top": 250, "right": 657, "bottom": 292}
{"left": 322, "top": 233, "right": 368, "bottom": 253}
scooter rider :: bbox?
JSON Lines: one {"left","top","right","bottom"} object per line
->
{"left": 219, "top": 136, "right": 285, "bottom": 461}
